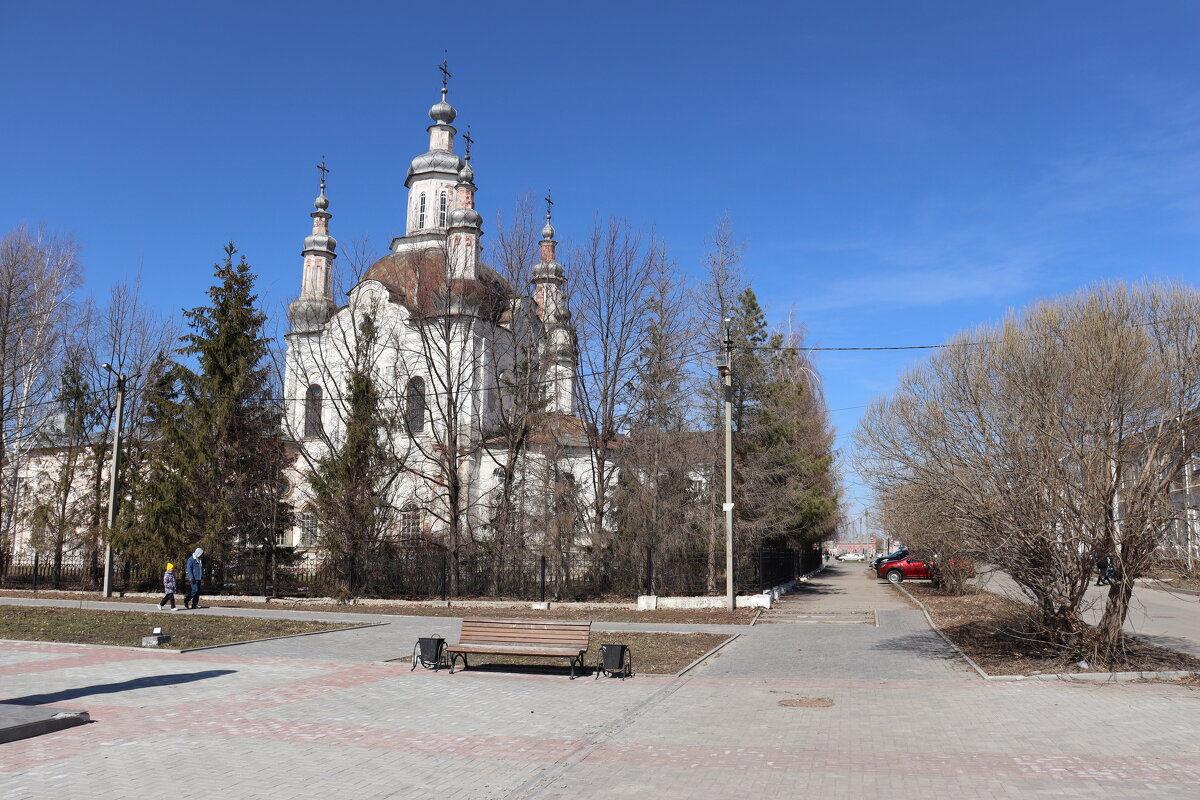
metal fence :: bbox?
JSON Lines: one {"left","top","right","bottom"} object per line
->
{"left": 0, "top": 545, "right": 821, "bottom": 600}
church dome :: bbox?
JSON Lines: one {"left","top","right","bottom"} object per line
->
{"left": 429, "top": 98, "right": 457, "bottom": 125}
{"left": 406, "top": 150, "right": 466, "bottom": 187}
{"left": 449, "top": 207, "right": 483, "bottom": 229}
{"left": 360, "top": 249, "right": 513, "bottom": 319}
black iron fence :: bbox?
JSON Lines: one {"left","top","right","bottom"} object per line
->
{"left": 1, "top": 545, "right": 822, "bottom": 600}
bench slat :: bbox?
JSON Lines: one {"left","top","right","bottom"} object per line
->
{"left": 460, "top": 631, "right": 589, "bottom": 643}
{"left": 448, "top": 644, "right": 583, "bottom": 656}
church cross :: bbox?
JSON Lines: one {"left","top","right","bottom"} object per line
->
{"left": 545, "top": 190, "right": 554, "bottom": 219}
{"left": 316, "top": 156, "right": 330, "bottom": 188}
{"left": 438, "top": 53, "right": 452, "bottom": 90}
{"left": 463, "top": 126, "right": 474, "bottom": 158}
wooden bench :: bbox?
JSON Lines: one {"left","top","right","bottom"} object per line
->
{"left": 446, "top": 618, "right": 591, "bottom": 679}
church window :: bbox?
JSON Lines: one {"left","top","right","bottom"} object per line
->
{"left": 298, "top": 511, "right": 318, "bottom": 547}
{"left": 438, "top": 191, "right": 448, "bottom": 227}
{"left": 418, "top": 192, "right": 426, "bottom": 228}
{"left": 400, "top": 504, "right": 422, "bottom": 537}
{"left": 304, "top": 385, "right": 324, "bottom": 438}
{"left": 405, "top": 377, "right": 426, "bottom": 434}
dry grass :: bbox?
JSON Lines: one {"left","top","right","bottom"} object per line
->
{"left": 905, "top": 584, "right": 1200, "bottom": 675}
{"left": 401, "top": 631, "right": 731, "bottom": 676}
{"left": 0, "top": 606, "right": 358, "bottom": 650}
{"left": 0, "top": 590, "right": 754, "bottom": 625}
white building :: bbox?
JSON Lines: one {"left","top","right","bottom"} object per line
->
{"left": 281, "top": 84, "right": 598, "bottom": 550}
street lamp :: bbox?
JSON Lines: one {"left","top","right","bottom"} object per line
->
{"left": 100, "top": 363, "right": 134, "bottom": 597}
{"left": 716, "top": 318, "right": 734, "bottom": 611}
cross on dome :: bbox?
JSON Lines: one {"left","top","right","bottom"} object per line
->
{"left": 314, "top": 156, "right": 330, "bottom": 210}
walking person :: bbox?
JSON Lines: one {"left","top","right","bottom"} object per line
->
{"left": 1096, "top": 555, "right": 1112, "bottom": 586}
{"left": 157, "top": 563, "right": 178, "bottom": 610}
{"left": 184, "top": 548, "right": 204, "bottom": 609}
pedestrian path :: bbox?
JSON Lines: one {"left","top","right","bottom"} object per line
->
{"left": 2, "top": 565, "right": 1199, "bottom": 799}
{"left": 697, "top": 563, "right": 973, "bottom": 681}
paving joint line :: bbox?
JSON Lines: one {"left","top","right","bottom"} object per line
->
{"left": 505, "top": 674, "right": 696, "bottom": 799}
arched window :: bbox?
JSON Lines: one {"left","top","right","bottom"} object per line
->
{"left": 298, "top": 511, "right": 318, "bottom": 547}
{"left": 400, "top": 504, "right": 422, "bottom": 537}
{"left": 304, "top": 384, "right": 324, "bottom": 438}
{"left": 438, "top": 191, "right": 448, "bottom": 227}
{"left": 405, "top": 377, "right": 426, "bottom": 434}
{"left": 417, "top": 192, "right": 426, "bottom": 228}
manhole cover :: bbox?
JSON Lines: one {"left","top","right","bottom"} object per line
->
{"left": 779, "top": 698, "right": 834, "bottom": 708}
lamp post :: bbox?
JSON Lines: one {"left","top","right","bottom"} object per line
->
{"left": 101, "top": 363, "right": 131, "bottom": 597}
{"left": 716, "top": 318, "right": 734, "bottom": 611}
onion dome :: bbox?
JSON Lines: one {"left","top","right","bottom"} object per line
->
{"left": 429, "top": 88, "right": 457, "bottom": 125}
{"left": 541, "top": 218, "right": 556, "bottom": 241}
{"left": 406, "top": 150, "right": 465, "bottom": 187}
{"left": 314, "top": 187, "right": 329, "bottom": 211}
{"left": 458, "top": 160, "right": 475, "bottom": 185}
{"left": 449, "top": 206, "right": 483, "bottom": 229}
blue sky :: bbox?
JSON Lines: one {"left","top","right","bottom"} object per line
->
{"left": 4, "top": 1, "right": 1198, "bottom": 515}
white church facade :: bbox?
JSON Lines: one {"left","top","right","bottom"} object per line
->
{"left": 280, "top": 84, "right": 598, "bottom": 552}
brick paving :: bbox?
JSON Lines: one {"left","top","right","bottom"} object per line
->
{"left": 1, "top": 564, "right": 1198, "bottom": 798}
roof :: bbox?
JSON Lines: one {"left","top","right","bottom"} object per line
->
{"left": 359, "top": 248, "right": 514, "bottom": 320}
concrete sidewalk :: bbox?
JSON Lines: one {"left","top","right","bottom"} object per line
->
{"left": 1, "top": 564, "right": 1197, "bottom": 799}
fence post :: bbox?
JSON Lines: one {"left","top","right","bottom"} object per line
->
{"left": 31, "top": 552, "right": 39, "bottom": 593}
{"left": 540, "top": 555, "right": 546, "bottom": 603}
{"left": 440, "top": 555, "right": 447, "bottom": 601}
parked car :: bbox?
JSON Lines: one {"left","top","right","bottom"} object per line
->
{"left": 836, "top": 552, "right": 867, "bottom": 562}
{"left": 870, "top": 548, "right": 909, "bottom": 570}
{"left": 877, "top": 554, "right": 933, "bottom": 584}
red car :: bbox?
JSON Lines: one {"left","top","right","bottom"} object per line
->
{"left": 877, "top": 554, "right": 934, "bottom": 584}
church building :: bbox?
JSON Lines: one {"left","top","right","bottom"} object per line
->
{"left": 281, "top": 81, "right": 595, "bottom": 552}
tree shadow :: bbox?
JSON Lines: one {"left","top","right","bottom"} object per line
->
{"left": 870, "top": 632, "right": 965, "bottom": 663}
{"left": 3, "top": 670, "right": 236, "bottom": 706}
{"left": 785, "top": 579, "right": 849, "bottom": 597}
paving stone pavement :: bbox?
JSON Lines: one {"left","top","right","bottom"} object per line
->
{"left": 2, "top": 564, "right": 1198, "bottom": 799}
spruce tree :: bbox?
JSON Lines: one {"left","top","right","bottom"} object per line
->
{"left": 728, "top": 289, "right": 839, "bottom": 550}
{"left": 137, "top": 244, "right": 286, "bottom": 589}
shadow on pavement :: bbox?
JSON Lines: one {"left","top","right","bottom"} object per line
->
{"left": 870, "top": 632, "right": 964, "bottom": 663}
{"left": 2, "top": 670, "right": 236, "bottom": 705}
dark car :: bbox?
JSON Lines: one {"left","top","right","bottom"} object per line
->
{"left": 870, "top": 548, "right": 909, "bottom": 570}
{"left": 876, "top": 554, "right": 933, "bottom": 584}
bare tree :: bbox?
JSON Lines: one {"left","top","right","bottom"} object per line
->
{"left": 696, "top": 215, "right": 747, "bottom": 589}
{"left": 0, "top": 225, "right": 81, "bottom": 576}
{"left": 568, "top": 217, "right": 663, "bottom": 564}
{"left": 857, "top": 281, "right": 1200, "bottom": 664}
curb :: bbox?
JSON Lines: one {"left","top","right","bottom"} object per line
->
{"left": 676, "top": 634, "right": 740, "bottom": 677}
{"left": 1141, "top": 580, "right": 1200, "bottom": 597}
{"left": 894, "top": 585, "right": 1200, "bottom": 683}
{"left": 176, "top": 622, "right": 387, "bottom": 652}
{"left": 895, "top": 585, "right": 990, "bottom": 680}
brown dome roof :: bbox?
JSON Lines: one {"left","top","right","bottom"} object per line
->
{"left": 359, "top": 248, "right": 514, "bottom": 320}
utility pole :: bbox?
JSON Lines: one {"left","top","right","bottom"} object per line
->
{"left": 716, "top": 318, "right": 735, "bottom": 611}
{"left": 101, "top": 364, "right": 130, "bottom": 597}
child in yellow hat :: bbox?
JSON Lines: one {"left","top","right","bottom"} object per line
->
{"left": 158, "top": 563, "right": 178, "bottom": 611}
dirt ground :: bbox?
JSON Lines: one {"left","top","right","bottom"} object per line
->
{"left": 905, "top": 583, "right": 1200, "bottom": 676}
{"left": 0, "top": 605, "right": 356, "bottom": 650}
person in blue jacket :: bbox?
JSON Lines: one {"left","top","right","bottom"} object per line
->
{"left": 184, "top": 548, "right": 204, "bottom": 609}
